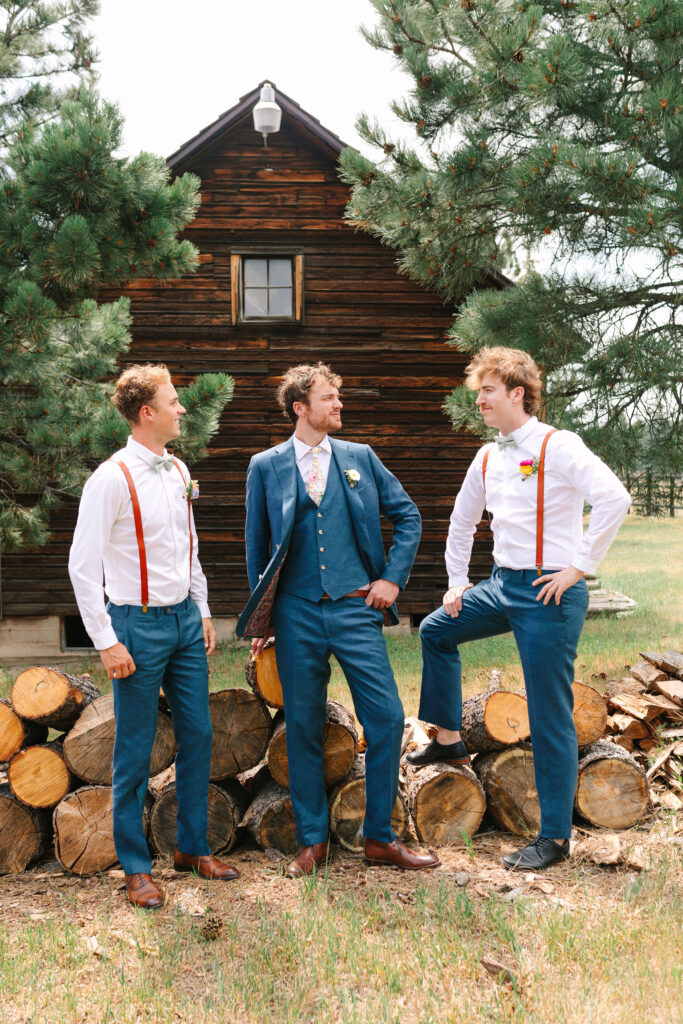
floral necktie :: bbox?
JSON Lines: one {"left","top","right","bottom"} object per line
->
{"left": 307, "top": 446, "right": 325, "bottom": 505}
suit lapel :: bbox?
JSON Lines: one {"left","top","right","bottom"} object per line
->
{"left": 271, "top": 438, "right": 297, "bottom": 545}
{"left": 331, "top": 439, "right": 372, "bottom": 567}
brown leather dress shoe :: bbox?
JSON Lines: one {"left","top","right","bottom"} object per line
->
{"left": 364, "top": 838, "right": 441, "bottom": 870}
{"left": 285, "top": 842, "right": 332, "bottom": 878}
{"left": 125, "top": 872, "right": 165, "bottom": 910}
{"left": 174, "top": 850, "right": 240, "bottom": 880}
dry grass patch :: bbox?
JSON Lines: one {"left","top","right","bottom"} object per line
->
{"left": 0, "top": 830, "right": 681, "bottom": 1024}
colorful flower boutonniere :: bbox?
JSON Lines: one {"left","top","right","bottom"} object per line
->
{"left": 519, "top": 458, "right": 539, "bottom": 480}
{"left": 185, "top": 478, "right": 200, "bottom": 501}
{"left": 344, "top": 468, "right": 361, "bottom": 488}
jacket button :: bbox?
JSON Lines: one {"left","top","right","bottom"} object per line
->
{"left": 318, "top": 529, "right": 323, "bottom": 535}
{"left": 317, "top": 512, "right": 322, "bottom": 518}
{"left": 319, "top": 547, "right": 325, "bottom": 552}
{"left": 321, "top": 565, "right": 326, "bottom": 570}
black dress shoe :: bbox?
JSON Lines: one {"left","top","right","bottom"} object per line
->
{"left": 405, "top": 737, "right": 471, "bottom": 767}
{"left": 502, "top": 836, "right": 570, "bottom": 871}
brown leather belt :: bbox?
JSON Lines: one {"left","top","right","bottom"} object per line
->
{"left": 321, "top": 589, "right": 369, "bottom": 600}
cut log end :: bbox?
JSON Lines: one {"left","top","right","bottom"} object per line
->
{"left": 9, "top": 744, "right": 71, "bottom": 809}
{"left": 406, "top": 763, "right": 486, "bottom": 845}
{"left": 575, "top": 740, "right": 650, "bottom": 829}
{"left": 53, "top": 785, "right": 117, "bottom": 876}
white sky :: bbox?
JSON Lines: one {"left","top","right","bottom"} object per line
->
{"left": 91, "top": 0, "right": 414, "bottom": 160}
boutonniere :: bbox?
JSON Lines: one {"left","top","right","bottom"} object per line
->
{"left": 185, "top": 478, "right": 200, "bottom": 501}
{"left": 344, "top": 468, "right": 361, "bottom": 488}
{"left": 519, "top": 458, "right": 539, "bottom": 480}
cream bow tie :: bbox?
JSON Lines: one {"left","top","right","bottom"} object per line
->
{"left": 495, "top": 435, "right": 518, "bottom": 449}
{"left": 152, "top": 455, "right": 175, "bottom": 472}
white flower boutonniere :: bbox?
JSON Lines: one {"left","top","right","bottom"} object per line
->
{"left": 185, "top": 479, "right": 200, "bottom": 501}
{"left": 344, "top": 468, "right": 361, "bottom": 488}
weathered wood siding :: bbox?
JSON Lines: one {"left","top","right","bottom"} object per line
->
{"left": 1, "top": 111, "right": 491, "bottom": 623}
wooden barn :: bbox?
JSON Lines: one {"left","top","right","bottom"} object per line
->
{"left": 0, "top": 82, "right": 503, "bottom": 662}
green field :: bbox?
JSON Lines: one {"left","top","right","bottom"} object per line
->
{"left": 0, "top": 515, "right": 681, "bottom": 1024}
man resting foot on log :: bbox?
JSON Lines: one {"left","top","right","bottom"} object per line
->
{"left": 407, "top": 347, "right": 631, "bottom": 871}
{"left": 69, "top": 364, "right": 238, "bottom": 908}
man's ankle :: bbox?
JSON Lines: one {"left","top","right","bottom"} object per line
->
{"left": 436, "top": 728, "right": 461, "bottom": 744}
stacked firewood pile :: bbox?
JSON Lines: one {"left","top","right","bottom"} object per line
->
{"left": 603, "top": 651, "right": 683, "bottom": 815}
{"left": 0, "top": 647, "right": 680, "bottom": 876}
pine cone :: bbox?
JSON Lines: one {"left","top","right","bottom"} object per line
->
{"left": 393, "top": 44, "right": 403, "bottom": 55}
{"left": 418, "top": 76, "right": 433, "bottom": 90}
{"left": 360, "top": 170, "right": 377, "bottom": 187}
{"left": 201, "top": 913, "right": 224, "bottom": 941}
{"left": 461, "top": 0, "right": 476, "bottom": 10}
{"left": 513, "top": 49, "right": 524, "bottom": 63}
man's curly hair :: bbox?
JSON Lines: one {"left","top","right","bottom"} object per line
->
{"left": 111, "top": 364, "right": 172, "bottom": 423}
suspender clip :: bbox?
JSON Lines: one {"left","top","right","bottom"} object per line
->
{"left": 142, "top": 604, "right": 148, "bottom": 613}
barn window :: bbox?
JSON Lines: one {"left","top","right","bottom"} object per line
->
{"left": 231, "top": 252, "right": 303, "bottom": 323}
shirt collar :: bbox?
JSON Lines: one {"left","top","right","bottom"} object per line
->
{"left": 293, "top": 434, "right": 332, "bottom": 462}
{"left": 498, "top": 416, "right": 538, "bottom": 448}
{"left": 126, "top": 435, "right": 168, "bottom": 466}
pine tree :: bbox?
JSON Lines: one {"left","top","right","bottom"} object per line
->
{"left": 340, "top": 0, "right": 682, "bottom": 504}
{"left": 0, "top": 4, "right": 233, "bottom": 552}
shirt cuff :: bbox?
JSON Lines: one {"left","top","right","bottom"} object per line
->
{"left": 570, "top": 556, "right": 595, "bottom": 576}
{"left": 195, "top": 601, "right": 211, "bottom": 619}
{"left": 448, "top": 575, "right": 471, "bottom": 589}
{"left": 95, "top": 627, "right": 119, "bottom": 652}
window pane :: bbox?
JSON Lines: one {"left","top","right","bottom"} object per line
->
{"left": 244, "top": 259, "right": 268, "bottom": 287}
{"left": 268, "top": 288, "right": 293, "bottom": 316}
{"left": 244, "top": 288, "right": 268, "bottom": 317}
{"left": 269, "top": 259, "right": 292, "bottom": 287}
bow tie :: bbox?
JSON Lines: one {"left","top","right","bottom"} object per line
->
{"left": 152, "top": 455, "right": 175, "bottom": 472}
{"left": 495, "top": 435, "right": 518, "bottom": 449}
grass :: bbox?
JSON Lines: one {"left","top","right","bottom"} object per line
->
{"left": 0, "top": 514, "right": 682, "bottom": 1023}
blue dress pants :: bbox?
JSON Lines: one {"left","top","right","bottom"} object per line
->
{"left": 418, "top": 566, "right": 589, "bottom": 839}
{"left": 108, "top": 596, "right": 212, "bottom": 874}
{"left": 271, "top": 592, "right": 405, "bottom": 846}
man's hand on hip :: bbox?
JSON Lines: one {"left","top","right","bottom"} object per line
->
{"left": 100, "top": 642, "right": 136, "bottom": 680}
{"left": 202, "top": 617, "right": 216, "bottom": 655}
{"left": 443, "top": 584, "right": 473, "bottom": 618}
{"left": 251, "top": 633, "right": 273, "bottom": 658}
{"left": 366, "top": 580, "right": 399, "bottom": 609}
{"left": 533, "top": 566, "right": 584, "bottom": 605}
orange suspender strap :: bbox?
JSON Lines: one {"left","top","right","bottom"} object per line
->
{"left": 173, "top": 459, "right": 193, "bottom": 588}
{"left": 535, "top": 429, "right": 558, "bottom": 574}
{"left": 115, "top": 460, "right": 149, "bottom": 610}
{"left": 482, "top": 447, "right": 490, "bottom": 489}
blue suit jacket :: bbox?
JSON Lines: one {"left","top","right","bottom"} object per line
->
{"left": 236, "top": 437, "right": 421, "bottom": 638}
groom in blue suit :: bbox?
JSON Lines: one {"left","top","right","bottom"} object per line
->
{"left": 237, "top": 362, "right": 439, "bottom": 876}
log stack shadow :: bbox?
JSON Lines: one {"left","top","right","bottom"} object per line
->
{"left": 1, "top": 648, "right": 682, "bottom": 875}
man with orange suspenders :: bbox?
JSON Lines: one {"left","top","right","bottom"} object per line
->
{"left": 69, "top": 364, "right": 238, "bottom": 909}
{"left": 407, "top": 347, "right": 631, "bottom": 870}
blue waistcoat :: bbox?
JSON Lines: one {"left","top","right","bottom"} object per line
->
{"left": 277, "top": 458, "right": 370, "bottom": 601}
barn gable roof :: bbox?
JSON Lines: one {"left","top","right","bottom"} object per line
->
{"left": 167, "top": 81, "right": 348, "bottom": 170}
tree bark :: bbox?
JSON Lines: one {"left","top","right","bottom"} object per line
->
{"left": 240, "top": 777, "right": 298, "bottom": 854}
{"left": 575, "top": 739, "right": 650, "bottom": 829}
{"left": 53, "top": 785, "right": 118, "bottom": 876}
{"left": 0, "top": 699, "right": 48, "bottom": 763}
{"left": 329, "top": 753, "right": 409, "bottom": 853}
{"left": 572, "top": 681, "right": 608, "bottom": 747}
{"left": 404, "top": 762, "right": 486, "bottom": 845}
{"left": 8, "top": 740, "right": 72, "bottom": 809}
{"left": 148, "top": 781, "right": 244, "bottom": 856}
{"left": 604, "top": 678, "right": 646, "bottom": 701}
{"left": 460, "top": 690, "right": 530, "bottom": 753}
{"left": 209, "top": 688, "right": 273, "bottom": 780}
{"left": 62, "top": 694, "right": 177, "bottom": 784}
{"left": 11, "top": 667, "right": 101, "bottom": 731}
{"left": 0, "top": 783, "right": 52, "bottom": 873}
{"left": 474, "top": 745, "right": 540, "bottom": 837}
{"left": 245, "top": 641, "right": 284, "bottom": 709}
{"left": 267, "top": 699, "right": 358, "bottom": 790}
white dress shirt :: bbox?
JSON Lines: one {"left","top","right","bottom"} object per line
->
{"left": 69, "top": 437, "right": 210, "bottom": 650}
{"left": 293, "top": 433, "right": 332, "bottom": 488}
{"left": 446, "top": 417, "right": 631, "bottom": 587}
